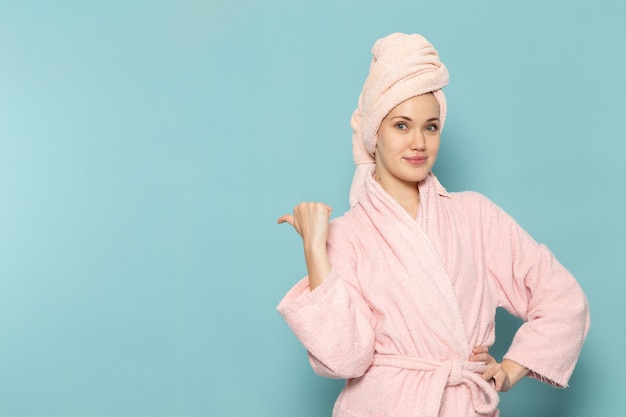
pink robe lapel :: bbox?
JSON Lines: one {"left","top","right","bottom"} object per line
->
{"left": 360, "top": 174, "right": 470, "bottom": 356}
{"left": 358, "top": 174, "right": 499, "bottom": 416}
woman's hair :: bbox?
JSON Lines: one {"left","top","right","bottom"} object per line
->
{"left": 349, "top": 33, "right": 449, "bottom": 207}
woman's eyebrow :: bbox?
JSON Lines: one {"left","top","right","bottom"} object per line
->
{"left": 390, "top": 116, "right": 440, "bottom": 122}
{"left": 390, "top": 115, "right": 413, "bottom": 121}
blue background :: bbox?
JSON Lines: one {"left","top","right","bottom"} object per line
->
{"left": 0, "top": 1, "right": 624, "bottom": 416}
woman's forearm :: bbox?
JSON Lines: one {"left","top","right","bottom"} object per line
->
{"left": 304, "top": 242, "right": 331, "bottom": 290}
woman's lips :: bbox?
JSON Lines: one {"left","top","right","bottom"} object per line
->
{"left": 403, "top": 156, "right": 427, "bottom": 165}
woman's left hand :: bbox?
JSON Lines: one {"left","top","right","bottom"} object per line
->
{"left": 469, "top": 346, "right": 509, "bottom": 392}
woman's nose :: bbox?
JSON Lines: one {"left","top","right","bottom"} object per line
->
{"left": 411, "top": 132, "right": 426, "bottom": 150}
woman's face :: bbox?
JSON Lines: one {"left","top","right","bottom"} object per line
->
{"left": 374, "top": 93, "right": 441, "bottom": 193}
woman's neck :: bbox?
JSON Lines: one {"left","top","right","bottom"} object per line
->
{"left": 375, "top": 175, "right": 420, "bottom": 218}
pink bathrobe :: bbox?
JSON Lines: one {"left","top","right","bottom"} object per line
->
{"left": 277, "top": 173, "right": 590, "bottom": 417}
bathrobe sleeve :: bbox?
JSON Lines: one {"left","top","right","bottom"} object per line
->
{"left": 480, "top": 195, "right": 590, "bottom": 387}
{"left": 277, "top": 219, "right": 376, "bottom": 379}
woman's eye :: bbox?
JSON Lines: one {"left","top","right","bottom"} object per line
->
{"left": 395, "top": 123, "right": 408, "bottom": 130}
{"left": 426, "top": 124, "right": 438, "bottom": 132}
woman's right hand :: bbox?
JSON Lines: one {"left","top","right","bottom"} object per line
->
{"left": 278, "top": 202, "right": 332, "bottom": 290}
{"left": 470, "top": 346, "right": 529, "bottom": 392}
{"left": 277, "top": 202, "right": 332, "bottom": 249}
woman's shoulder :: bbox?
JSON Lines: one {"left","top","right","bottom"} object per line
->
{"left": 447, "top": 189, "right": 503, "bottom": 213}
{"left": 328, "top": 206, "right": 360, "bottom": 235}
{"left": 446, "top": 190, "right": 518, "bottom": 234}
{"left": 326, "top": 205, "right": 371, "bottom": 246}
{"left": 428, "top": 174, "right": 494, "bottom": 211}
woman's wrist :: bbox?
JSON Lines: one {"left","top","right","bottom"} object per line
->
{"left": 303, "top": 244, "right": 331, "bottom": 290}
{"left": 500, "top": 359, "right": 529, "bottom": 391}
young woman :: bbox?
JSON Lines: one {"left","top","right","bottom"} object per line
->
{"left": 277, "top": 33, "right": 589, "bottom": 417}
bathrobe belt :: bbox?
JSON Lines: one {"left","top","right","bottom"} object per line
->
{"left": 372, "top": 354, "right": 499, "bottom": 417}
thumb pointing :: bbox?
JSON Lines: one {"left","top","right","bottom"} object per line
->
{"left": 277, "top": 214, "right": 294, "bottom": 226}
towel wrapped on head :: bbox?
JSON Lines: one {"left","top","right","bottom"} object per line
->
{"left": 349, "top": 33, "right": 449, "bottom": 207}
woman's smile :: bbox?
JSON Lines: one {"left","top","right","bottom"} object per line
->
{"left": 403, "top": 156, "right": 428, "bottom": 165}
